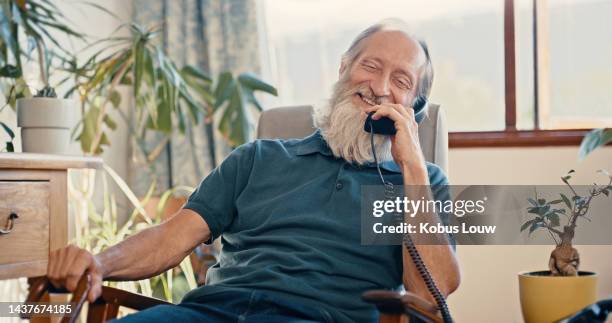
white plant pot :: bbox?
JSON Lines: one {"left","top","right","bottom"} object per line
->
{"left": 17, "top": 98, "right": 76, "bottom": 154}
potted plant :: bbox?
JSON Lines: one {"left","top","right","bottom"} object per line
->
{"left": 17, "top": 86, "right": 77, "bottom": 154}
{"left": 518, "top": 169, "right": 612, "bottom": 323}
{"left": 0, "top": 0, "right": 83, "bottom": 154}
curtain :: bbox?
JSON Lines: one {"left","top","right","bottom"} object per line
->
{"left": 130, "top": 0, "right": 261, "bottom": 194}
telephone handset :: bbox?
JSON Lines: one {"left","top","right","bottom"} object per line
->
{"left": 363, "top": 96, "right": 428, "bottom": 135}
{"left": 364, "top": 96, "right": 453, "bottom": 323}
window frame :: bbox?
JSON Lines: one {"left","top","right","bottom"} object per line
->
{"left": 449, "top": 0, "right": 600, "bottom": 148}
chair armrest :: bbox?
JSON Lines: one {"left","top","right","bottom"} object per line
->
{"left": 24, "top": 275, "right": 172, "bottom": 323}
{"left": 99, "top": 284, "right": 171, "bottom": 311}
{"left": 362, "top": 290, "right": 443, "bottom": 323}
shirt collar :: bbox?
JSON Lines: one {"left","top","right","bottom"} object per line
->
{"left": 296, "top": 129, "right": 402, "bottom": 173}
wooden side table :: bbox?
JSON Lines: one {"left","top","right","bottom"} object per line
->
{"left": 0, "top": 153, "right": 102, "bottom": 280}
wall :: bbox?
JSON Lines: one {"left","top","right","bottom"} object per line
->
{"left": 447, "top": 145, "right": 612, "bottom": 322}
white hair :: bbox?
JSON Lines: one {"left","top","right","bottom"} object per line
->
{"left": 314, "top": 70, "right": 393, "bottom": 165}
{"left": 314, "top": 18, "right": 434, "bottom": 165}
{"left": 342, "top": 18, "right": 434, "bottom": 105}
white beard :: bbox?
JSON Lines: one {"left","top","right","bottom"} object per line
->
{"left": 313, "top": 74, "right": 393, "bottom": 165}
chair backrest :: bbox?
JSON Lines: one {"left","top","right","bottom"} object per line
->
{"left": 256, "top": 104, "right": 448, "bottom": 175}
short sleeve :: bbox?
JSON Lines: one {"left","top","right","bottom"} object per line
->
{"left": 183, "top": 142, "right": 255, "bottom": 244}
{"left": 427, "top": 163, "right": 456, "bottom": 250}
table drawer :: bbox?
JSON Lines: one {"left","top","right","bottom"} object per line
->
{"left": 0, "top": 181, "right": 50, "bottom": 277}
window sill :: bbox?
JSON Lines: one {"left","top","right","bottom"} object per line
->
{"left": 449, "top": 129, "right": 593, "bottom": 148}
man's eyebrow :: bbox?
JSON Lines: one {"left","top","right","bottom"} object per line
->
{"left": 361, "top": 57, "right": 383, "bottom": 65}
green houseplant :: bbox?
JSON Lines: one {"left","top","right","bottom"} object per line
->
{"left": 518, "top": 170, "right": 612, "bottom": 322}
{"left": 0, "top": 0, "right": 83, "bottom": 153}
{"left": 64, "top": 23, "right": 276, "bottom": 178}
{"left": 521, "top": 169, "right": 611, "bottom": 276}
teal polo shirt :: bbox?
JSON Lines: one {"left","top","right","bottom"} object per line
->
{"left": 182, "top": 130, "right": 451, "bottom": 323}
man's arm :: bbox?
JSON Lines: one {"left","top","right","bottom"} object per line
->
{"left": 364, "top": 103, "right": 461, "bottom": 302}
{"left": 400, "top": 166, "right": 460, "bottom": 301}
{"left": 47, "top": 209, "right": 210, "bottom": 302}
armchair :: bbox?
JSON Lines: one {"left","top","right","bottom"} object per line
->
{"left": 24, "top": 104, "right": 449, "bottom": 323}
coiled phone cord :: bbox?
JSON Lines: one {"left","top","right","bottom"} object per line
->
{"left": 369, "top": 123, "right": 453, "bottom": 323}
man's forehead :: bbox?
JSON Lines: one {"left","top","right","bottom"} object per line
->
{"left": 358, "top": 30, "right": 426, "bottom": 72}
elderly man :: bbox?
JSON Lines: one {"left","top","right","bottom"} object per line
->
{"left": 47, "top": 20, "right": 460, "bottom": 323}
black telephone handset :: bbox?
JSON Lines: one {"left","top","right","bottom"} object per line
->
{"left": 364, "top": 96, "right": 453, "bottom": 323}
{"left": 363, "top": 96, "right": 428, "bottom": 135}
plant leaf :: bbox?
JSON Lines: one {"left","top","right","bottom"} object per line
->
{"left": 529, "top": 221, "right": 543, "bottom": 234}
{"left": 521, "top": 219, "right": 537, "bottom": 232}
{"left": 103, "top": 163, "right": 150, "bottom": 223}
{"left": 0, "top": 121, "right": 15, "bottom": 138}
{"left": 528, "top": 198, "right": 538, "bottom": 207}
{"left": 103, "top": 114, "right": 117, "bottom": 130}
{"left": 579, "top": 128, "right": 612, "bottom": 160}
{"left": 547, "top": 213, "right": 560, "bottom": 227}
{"left": 0, "top": 64, "right": 21, "bottom": 77}
{"left": 560, "top": 193, "right": 572, "bottom": 209}
{"left": 237, "top": 73, "right": 277, "bottom": 95}
{"left": 181, "top": 65, "right": 211, "bottom": 83}
{"left": 134, "top": 41, "right": 145, "bottom": 98}
{"left": 527, "top": 206, "right": 540, "bottom": 214}
{"left": 213, "top": 71, "right": 234, "bottom": 109}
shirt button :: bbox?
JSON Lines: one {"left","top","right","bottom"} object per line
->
{"left": 335, "top": 181, "right": 343, "bottom": 190}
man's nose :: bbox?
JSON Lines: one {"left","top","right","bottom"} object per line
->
{"left": 370, "top": 75, "right": 390, "bottom": 99}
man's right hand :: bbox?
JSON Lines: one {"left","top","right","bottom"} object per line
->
{"left": 47, "top": 244, "right": 104, "bottom": 302}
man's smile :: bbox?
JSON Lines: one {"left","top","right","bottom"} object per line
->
{"left": 355, "top": 92, "right": 376, "bottom": 107}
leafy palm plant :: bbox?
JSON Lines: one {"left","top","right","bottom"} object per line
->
{"left": 63, "top": 23, "right": 276, "bottom": 175}
{"left": 61, "top": 23, "right": 205, "bottom": 156}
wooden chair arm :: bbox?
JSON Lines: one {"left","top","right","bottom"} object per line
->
{"left": 362, "top": 290, "right": 443, "bottom": 323}
{"left": 24, "top": 275, "right": 172, "bottom": 323}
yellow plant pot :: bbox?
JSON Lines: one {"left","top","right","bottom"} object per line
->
{"left": 519, "top": 271, "right": 597, "bottom": 323}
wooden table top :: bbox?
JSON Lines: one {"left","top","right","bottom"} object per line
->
{"left": 0, "top": 152, "right": 103, "bottom": 170}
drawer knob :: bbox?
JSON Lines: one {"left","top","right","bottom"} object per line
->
{"left": 0, "top": 212, "right": 18, "bottom": 235}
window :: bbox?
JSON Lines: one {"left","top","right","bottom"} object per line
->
{"left": 258, "top": 0, "right": 612, "bottom": 147}
{"left": 542, "top": 0, "right": 612, "bottom": 129}
{"left": 258, "top": 0, "right": 505, "bottom": 132}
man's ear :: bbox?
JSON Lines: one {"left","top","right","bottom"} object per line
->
{"left": 339, "top": 59, "right": 347, "bottom": 76}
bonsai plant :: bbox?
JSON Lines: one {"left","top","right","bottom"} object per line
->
{"left": 518, "top": 169, "right": 612, "bottom": 323}
{"left": 522, "top": 169, "right": 611, "bottom": 275}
